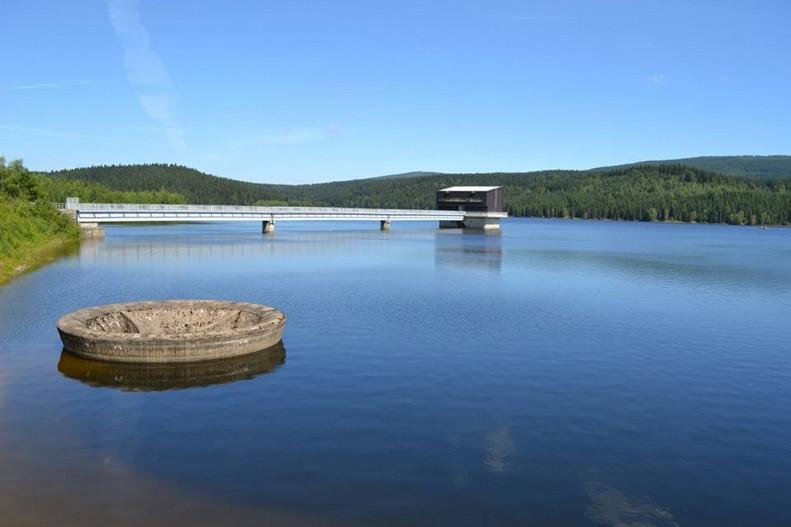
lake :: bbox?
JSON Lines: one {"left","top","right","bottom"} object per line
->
{"left": 1, "top": 219, "right": 790, "bottom": 526}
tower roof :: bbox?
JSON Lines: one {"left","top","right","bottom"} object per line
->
{"left": 439, "top": 186, "right": 501, "bottom": 192}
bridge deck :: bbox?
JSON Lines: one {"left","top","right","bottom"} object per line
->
{"left": 71, "top": 203, "right": 470, "bottom": 223}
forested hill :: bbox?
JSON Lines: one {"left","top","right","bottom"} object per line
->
{"left": 45, "top": 162, "right": 791, "bottom": 225}
{"left": 48, "top": 164, "right": 282, "bottom": 204}
{"left": 593, "top": 155, "right": 791, "bottom": 180}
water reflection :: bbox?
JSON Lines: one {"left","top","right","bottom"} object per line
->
{"left": 585, "top": 481, "right": 679, "bottom": 527}
{"left": 57, "top": 343, "right": 286, "bottom": 391}
{"left": 78, "top": 226, "right": 415, "bottom": 266}
{"left": 484, "top": 426, "right": 516, "bottom": 474}
{"left": 511, "top": 248, "right": 791, "bottom": 294}
{"left": 434, "top": 230, "right": 503, "bottom": 272}
{"left": 5, "top": 239, "right": 81, "bottom": 283}
{"left": 2, "top": 220, "right": 790, "bottom": 526}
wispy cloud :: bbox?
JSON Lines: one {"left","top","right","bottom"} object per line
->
{"left": 649, "top": 73, "right": 667, "bottom": 85}
{"left": 489, "top": 13, "right": 564, "bottom": 23}
{"left": 3, "top": 81, "right": 96, "bottom": 91}
{"left": 107, "top": 0, "right": 186, "bottom": 150}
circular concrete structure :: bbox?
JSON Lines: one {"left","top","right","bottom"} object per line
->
{"left": 57, "top": 300, "right": 286, "bottom": 363}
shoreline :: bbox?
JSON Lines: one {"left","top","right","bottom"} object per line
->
{"left": 509, "top": 215, "right": 789, "bottom": 228}
{"left": 0, "top": 236, "right": 80, "bottom": 286}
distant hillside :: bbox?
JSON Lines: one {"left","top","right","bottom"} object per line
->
{"left": 371, "top": 171, "right": 442, "bottom": 180}
{"left": 48, "top": 164, "right": 284, "bottom": 205}
{"left": 593, "top": 155, "right": 791, "bottom": 180}
{"left": 44, "top": 162, "right": 791, "bottom": 225}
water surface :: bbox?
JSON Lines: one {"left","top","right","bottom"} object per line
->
{"left": 1, "top": 219, "right": 790, "bottom": 526}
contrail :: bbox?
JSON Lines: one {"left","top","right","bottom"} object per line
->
{"left": 107, "top": 0, "right": 186, "bottom": 150}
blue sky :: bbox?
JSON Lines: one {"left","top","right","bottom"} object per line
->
{"left": 2, "top": 0, "right": 789, "bottom": 183}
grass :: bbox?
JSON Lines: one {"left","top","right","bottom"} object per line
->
{"left": 0, "top": 199, "right": 81, "bottom": 284}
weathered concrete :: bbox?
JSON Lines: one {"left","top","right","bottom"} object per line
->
{"left": 60, "top": 208, "right": 104, "bottom": 237}
{"left": 79, "top": 222, "right": 105, "bottom": 238}
{"left": 262, "top": 220, "right": 275, "bottom": 233}
{"left": 439, "top": 213, "right": 507, "bottom": 230}
{"left": 58, "top": 342, "right": 286, "bottom": 391}
{"left": 461, "top": 216, "right": 502, "bottom": 230}
{"left": 57, "top": 300, "right": 286, "bottom": 363}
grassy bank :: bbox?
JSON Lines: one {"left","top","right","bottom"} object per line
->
{"left": 0, "top": 198, "right": 80, "bottom": 284}
{"left": 1, "top": 154, "right": 190, "bottom": 285}
{"left": 0, "top": 157, "right": 81, "bottom": 285}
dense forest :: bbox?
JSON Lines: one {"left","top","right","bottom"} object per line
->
{"left": 42, "top": 176, "right": 185, "bottom": 204}
{"left": 503, "top": 166, "right": 791, "bottom": 224}
{"left": 46, "top": 161, "right": 791, "bottom": 226}
{"left": 594, "top": 155, "right": 791, "bottom": 180}
{"left": 49, "top": 164, "right": 277, "bottom": 204}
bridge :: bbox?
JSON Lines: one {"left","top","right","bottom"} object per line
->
{"left": 62, "top": 198, "right": 506, "bottom": 235}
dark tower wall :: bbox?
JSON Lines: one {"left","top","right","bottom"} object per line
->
{"left": 436, "top": 187, "right": 504, "bottom": 213}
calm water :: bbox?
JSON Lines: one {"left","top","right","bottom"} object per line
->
{"left": 1, "top": 219, "right": 790, "bottom": 526}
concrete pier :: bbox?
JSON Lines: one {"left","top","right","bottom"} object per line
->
{"left": 79, "top": 222, "right": 105, "bottom": 238}
{"left": 438, "top": 213, "right": 507, "bottom": 231}
{"left": 262, "top": 220, "right": 275, "bottom": 234}
{"left": 461, "top": 216, "right": 503, "bottom": 231}
{"left": 379, "top": 220, "right": 391, "bottom": 231}
{"left": 59, "top": 206, "right": 104, "bottom": 238}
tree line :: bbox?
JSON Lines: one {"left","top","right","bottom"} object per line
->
{"left": 45, "top": 162, "right": 791, "bottom": 226}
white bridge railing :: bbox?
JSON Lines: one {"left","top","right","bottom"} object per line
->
{"left": 74, "top": 202, "right": 462, "bottom": 215}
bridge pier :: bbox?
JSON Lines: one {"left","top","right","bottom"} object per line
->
{"left": 262, "top": 220, "right": 275, "bottom": 234}
{"left": 79, "top": 222, "right": 105, "bottom": 238}
{"left": 462, "top": 216, "right": 502, "bottom": 231}
{"left": 379, "top": 220, "right": 391, "bottom": 231}
{"left": 62, "top": 198, "right": 103, "bottom": 238}
{"left": 439, "top": 216, "right": 503, "bottom": 230}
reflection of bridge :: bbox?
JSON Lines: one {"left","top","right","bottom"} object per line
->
{"left": 63, "top": 198, "right": 506, "bottom": 234}
{"left": 75, "top": 226, "right": 502, "bottom": 273}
